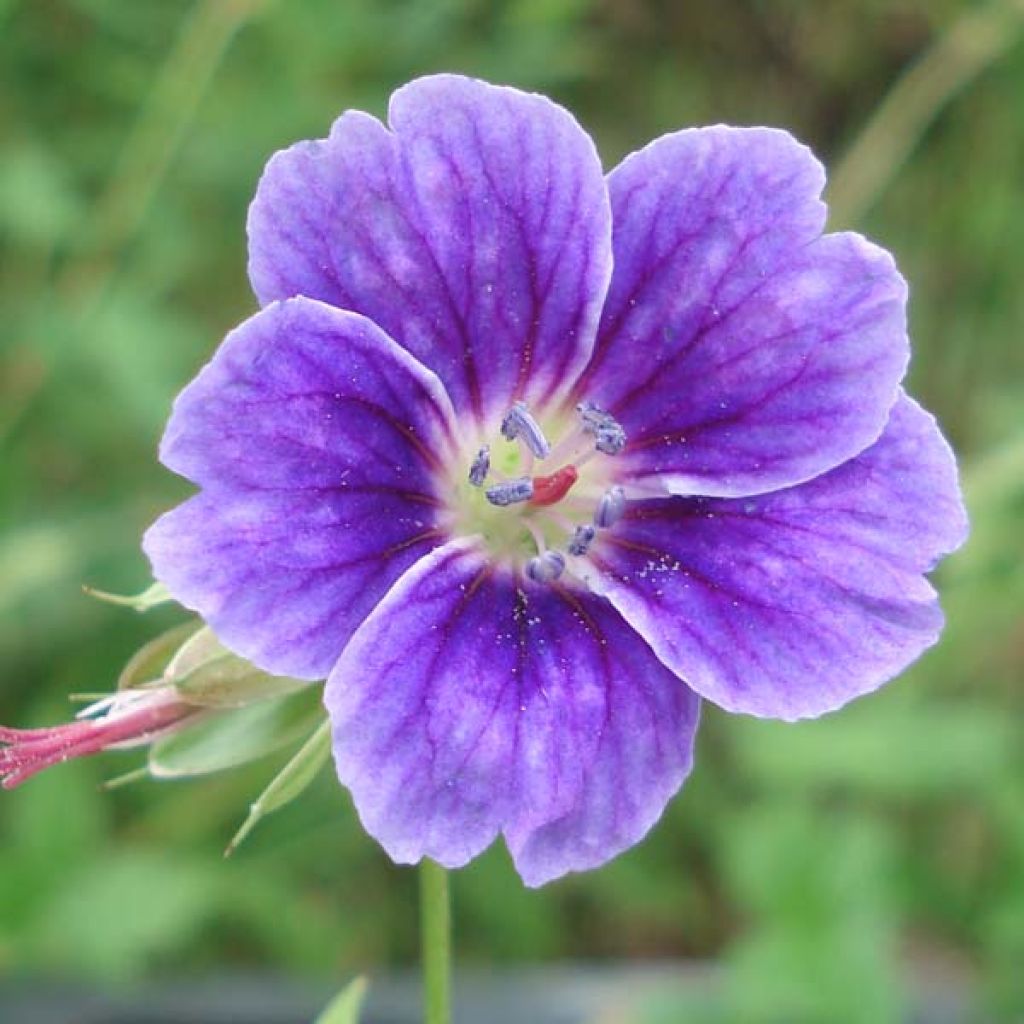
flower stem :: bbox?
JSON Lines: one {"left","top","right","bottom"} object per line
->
{"left": 419, "top": 858, "right": 451, "bottom": 1024}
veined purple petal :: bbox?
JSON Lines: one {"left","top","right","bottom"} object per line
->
{"left": 248, "top": 74, "right": 612, "bottom": 426}
{"left": 144, "top": 298, "right": 455, "bottom": 680}
{"left": 324, "top": 539, "right": 699, "bottom": 886}
{"left": 585, "top": 396, "right": 968, "bottom": 720}
{"left": 577, "top": 127, "right": 908, "bottom": 497}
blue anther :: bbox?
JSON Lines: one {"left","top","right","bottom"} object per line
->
{"left": 485, "top": 477, "right": 534, "bottom": 507}
{"left": 577, "top": 401, "right": 626, "bottom": 455}
{"left": 567, "top": 524, "right": 597, "bottom": 556}
{"left": 468, "top": 445, "right": 490, "bottom": 486}
{"left": 594, "top": 485, "right": 627, "bottom": 528}
{"left": 594, "top": 422, "right": 626, "bottom": 455}
{"left": 525, "top": 550, "right": 566, "bottom": 582}
{"left": 500, "top": 402, "right": 551, "bottom": 459}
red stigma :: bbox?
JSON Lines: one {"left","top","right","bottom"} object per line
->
{"left": 529, "top": 465, "right": 578, "bottom": 507}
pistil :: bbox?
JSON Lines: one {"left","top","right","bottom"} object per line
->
{"left": 529, "top": 465, "right": 579, "bottom": 507}
{"left": 459, "top": 399, "right": 630, "bottom": 582}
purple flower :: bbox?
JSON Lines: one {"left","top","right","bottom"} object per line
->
{"left": 144, "top": 75, "right": 968, "bottom": 886}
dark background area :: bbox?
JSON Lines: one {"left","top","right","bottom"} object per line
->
{"left": 1, "top": 2, "right": 1022, "bottom": 1021}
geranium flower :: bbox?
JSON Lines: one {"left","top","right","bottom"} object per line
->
{"left": 143, "top": 75, "right": 967, "bottom": 886}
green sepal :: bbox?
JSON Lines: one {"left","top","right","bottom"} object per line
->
{"left": 170, "top": 628, "right": 308, "bottom": 709}
{"left": 82, "top": 580, "right": 173, "bottom": 612}
{"left": 313, "top": 977, "right": 368, "bottom": 1024}
{"left": 118, "top": 620, "right": 202, "bottom": 690}
{"left": 148, "top": 687, "right": 323, "bottom": 779}
{"left": 163, "top": 626, "right": 228, "bottom": 677}
{"left": 174, "top": 656, "right": 308, "bottom": 709}
{"left": 226, "top": 720, "right": 332, "bottom": 855}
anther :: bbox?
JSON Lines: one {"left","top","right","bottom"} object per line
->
{"left": 594, "top": 422, "right": 626, "bottom": 455}
{"left": 577, "top": 401, "right": 627, "bottom": 455}
{"left": 500, "top": 402, "right": 551, "bottom": 459}
{"left": 468, "top": 445, "right": 490, "bottom": 487}
{"left": 567, "top": 524, "right": 596, "bottom": 557}
{"left": 525, "top": 550, "right": 566, "bottom": 582}
{"left": 485, "top": 477, "right": 534, "bottom": 507}
{"left": 594, "top": 485, "right": 627, "bottom": 528}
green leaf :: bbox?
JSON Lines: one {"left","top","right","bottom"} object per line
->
{"left": 148, "top": 687, "right": 323, "bottom": 778}
{"left": 82, "top": 580, "right": 173, "bottom": 612}
{"left": 226, "top": 720, "right": 332, "bottom": 855}
{"left": 25, "top": 850, "right": 219, "bottom": 982}
{"left": 118, "top": 620, "right": 201, "bottom": 690}
{"left": 0, "top": 144, "right": 83, "bottom": 247}
{"left": 313, "top": 977, "right": 368, "bottom": 1024}
{"left": 728, "top": 698, "right": 1015, "bottom": 798}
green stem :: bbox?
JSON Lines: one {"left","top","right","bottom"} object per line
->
{"left": 59, "top": 0, "right": 260, "bottom": 313}
{"left": 419, "top": 858, "right": 451, "bottom": 1024}
{"left": 828, "top": 0, "right": 1024, "bottom": 226}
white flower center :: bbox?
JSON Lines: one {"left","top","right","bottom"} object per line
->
{"left": 439, "top": 401, "right": 628, "bottom": 581}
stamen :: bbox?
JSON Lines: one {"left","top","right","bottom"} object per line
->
{"left": 468, "top": 445, "right": 490, "bottom": 486}
{"left": 485, "top": 477, "right": 534, "bottom": 507}
{"left": 518, "top": 439, "right": 535, "bottom": 477}
{"left": 525, "top": 550, "right": 566, "bottom": 582}
{"left": 594, "top": 423, "right": 626, "bottom": 455}
{"left": 567, "top": 524, "right": 596, "bottom": 556}
{"left": 577, "top": 401, "right": 626, "bottom": 455}
{"left": 535, "top": 507, "right": 574, "bottom": 533}
{"left": 524, "top": 519, "right": 548, "bottom": 556}
{"left": 545, "top": 424, "right": 589, "bottom": 467}
{"left": 500, "top": 402, "right": 551, "bottom": 459}
{"left": 594, "top": 485, "right": 627, "bottom": 528}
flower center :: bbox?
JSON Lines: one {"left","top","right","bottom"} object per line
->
{"left": 442, "top": 400, "right": 628, "bottom": 582}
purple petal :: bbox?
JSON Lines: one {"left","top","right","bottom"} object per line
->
{"left": 248, "top": 73, "right": 612, "bottom": 425}
{"left": 586, "top": 396, "right": 968, "bottom": 720}
{"left": 577, "top": 127, "right": 908, "bottom": 497}
{"left": 143, "top": 297, "right": 455, "bottom": 679}
{"left": 325, "top": 539, "right": 699, "bottom": 886}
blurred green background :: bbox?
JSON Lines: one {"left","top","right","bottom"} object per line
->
{"left": 2, "top": 1, "right": 1023, "bottom": 1021}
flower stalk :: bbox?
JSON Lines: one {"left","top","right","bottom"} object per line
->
{"left": 419, "top": 858, "right": 451, "bottom": 1024}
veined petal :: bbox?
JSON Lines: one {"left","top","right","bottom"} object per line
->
{"left": 324, "top": 539, "right": 699, "bottom": 886}
{"left": 578, "top": 127, "right": 908, "bottom": 497}
{"left": 585, "top": 396, "right": 968, "bottom": 720}
{"left": 144, "top": 298, "right": 455, "bottom": 680}
{"left": 248, "top": 73, "right": 612, "bottom": 426}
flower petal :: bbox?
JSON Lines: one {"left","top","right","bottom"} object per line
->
{"left": 578, "top": 127, "right": 908, "bottom": 497}
{"left": 585, "top": 395, "right": 968, "bottom": 720}
{"left": 324, "top": 539, "right": 699, "bottom": 886}
{"left": 143, "top": 297, "right": 455, "bottom": 679}
{"left": 248, "top": 73, "right": 612, "bottom": 425}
